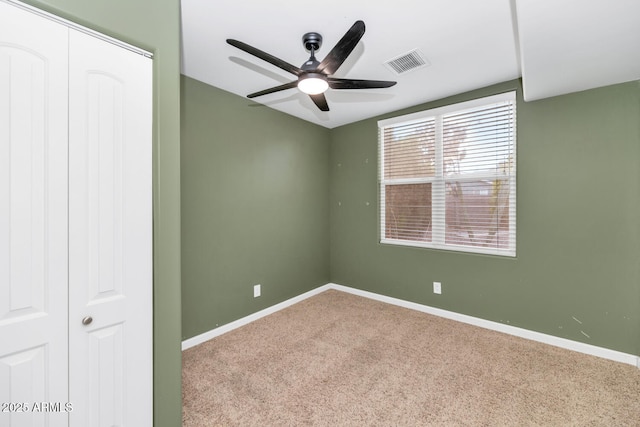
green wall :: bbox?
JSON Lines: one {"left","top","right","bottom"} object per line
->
{"left": 181, "top": 76, "right": 640, "bottom": 357}
{"left": 180, "top": 76, "right": 330, "bottom": 339}
{"left": 19, "top": 0, "right": 183, "bottom": 425}
{"left": 330, "top": 79, "right": 640, "bottom": 355}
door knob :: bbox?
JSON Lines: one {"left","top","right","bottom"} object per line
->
{"left": 82, "top": 316, "right": 93, "bottom": 325}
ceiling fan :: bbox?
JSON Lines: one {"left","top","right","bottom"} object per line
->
{"left": 226, "top": 20, "right": 397, "bottom": 112}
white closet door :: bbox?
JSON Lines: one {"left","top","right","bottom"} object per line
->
{"left": 67, "top": 29, "right": 152, "bottom": 427}
{"left": 0, "top": 3, "right": 70, "bottom": 427}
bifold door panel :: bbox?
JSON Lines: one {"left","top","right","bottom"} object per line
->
{"left": 0, "top": 1, "right": 152, "bottom": 426}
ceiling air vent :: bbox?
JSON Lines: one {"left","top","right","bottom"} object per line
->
{"left": 384, "top": 49, "right": 430, "bottom": 75}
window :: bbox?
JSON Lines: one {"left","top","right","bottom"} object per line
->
{"left": 378, "top": 92, "right": 516, "bottom": 256}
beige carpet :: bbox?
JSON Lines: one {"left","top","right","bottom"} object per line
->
{"left": 182, "top": 290, "right": 640, "bottom": 426}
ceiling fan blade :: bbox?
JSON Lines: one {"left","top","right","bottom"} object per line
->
{"left": 247, "top": 81, "right": 298, "bottom": 98}
{"left": 309, "top": 93, "right": 329, "bottom": 111}
{"left": 328, "top": 77, "right": 397, "bottom": 89}
{"left": 227, "top": 39, "right": 302, "bottom": 76}
{"left": 317, "top": 20, "right": 365, "bottom": 75}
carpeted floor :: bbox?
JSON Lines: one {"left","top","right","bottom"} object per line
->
{"left": 182, "top": 289, "right": 640, "bottom": 426}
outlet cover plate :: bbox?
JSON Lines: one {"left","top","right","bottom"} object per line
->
{"left": 433, "top": 282, "right": 442, "bottom": 294}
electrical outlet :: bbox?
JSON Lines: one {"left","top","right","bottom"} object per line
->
{"left": 433, "top": 281, "right": 442, "bottom": 294}
{"left": 254, "top": 284, "right": 261, "bottom": 298}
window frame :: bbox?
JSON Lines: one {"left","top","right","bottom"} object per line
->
{"left": 378, "top": 91, "right": 517, "bottom": 257}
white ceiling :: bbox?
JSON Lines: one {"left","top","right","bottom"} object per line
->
{"left": 180, "top": 0, "right": 640, "bottom": 129}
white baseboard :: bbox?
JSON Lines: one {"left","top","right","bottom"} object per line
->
{"left": 181, "top": 284, "right": 332, "bottom": 350}
{"left": 327, "top": 283, "right": 640, "bottom": 368}
{"left": 182, "top": 282, "right": 640, "bottom": 368}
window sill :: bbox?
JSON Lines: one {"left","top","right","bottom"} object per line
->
{"left": 380, "top": 238, "right": 516, "bottom": 258}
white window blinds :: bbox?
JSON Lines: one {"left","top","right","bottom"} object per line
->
{"left": 379, "top": 92, "right": 516, "bottom": 256}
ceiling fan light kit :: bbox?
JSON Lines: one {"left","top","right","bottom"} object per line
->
{"left": 298, "top": 73, "right": 329, "bottom": 95}
{"left": 226, "top": 20, "right": 396, "bottom": 112}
